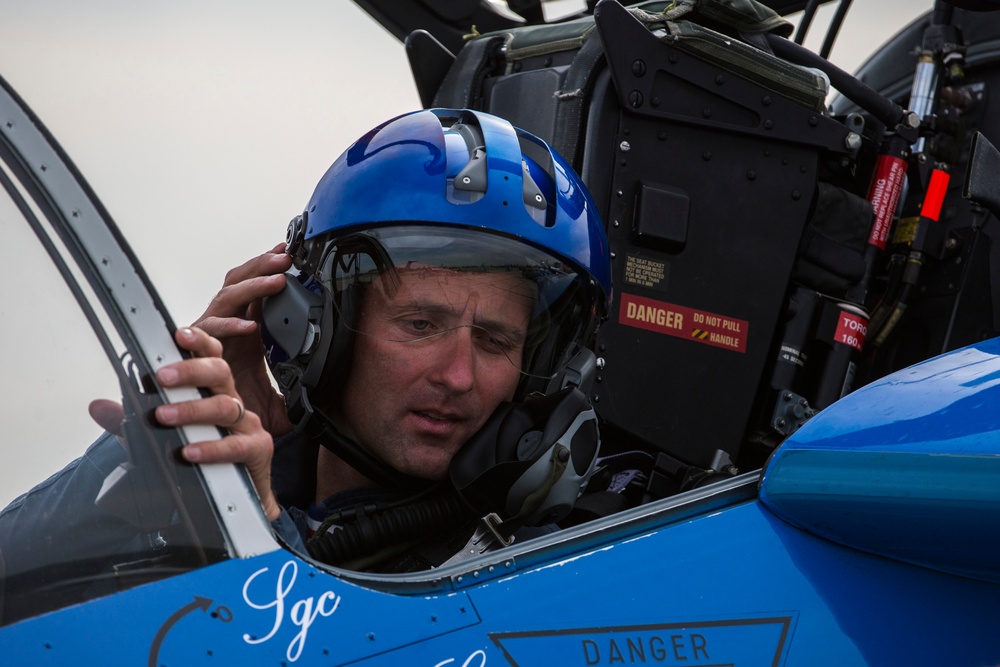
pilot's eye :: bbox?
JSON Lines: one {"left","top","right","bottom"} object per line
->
{"left": 400, "top": 318, "right": 442, "bottom": 339}
{"left": 476, "top": 329, "right": 516, "bottom": 354}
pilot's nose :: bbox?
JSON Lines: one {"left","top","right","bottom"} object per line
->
{"left": 426, "top": 327, "right": 476, "bottom": 394}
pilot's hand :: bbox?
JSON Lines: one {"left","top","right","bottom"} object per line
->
{"left": 192, "top": 243, "right": 294, "bottom": 438}
{"left": 154, "top": 327, "right": 281, "bottom": 521}
{"left": 88, "top": 399, "right": 125, "bottom": 438}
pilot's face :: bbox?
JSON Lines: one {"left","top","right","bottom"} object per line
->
{"left": 332, "top": 267, "right": 534, "bottom": 481}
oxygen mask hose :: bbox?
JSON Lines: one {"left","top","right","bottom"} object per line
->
{"left": 306, "top": 490, "right": 473, "bottom": 569}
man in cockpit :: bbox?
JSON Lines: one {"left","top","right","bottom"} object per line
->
{"left": 2, "top": 108, "right": 610, "bottom": 579}
{"left": 182, "top": 108, "right": 610, "bottom": 569}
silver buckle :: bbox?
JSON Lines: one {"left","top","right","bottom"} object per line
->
{"left": 440, "top": 512, "right": 515, "bottom": 565}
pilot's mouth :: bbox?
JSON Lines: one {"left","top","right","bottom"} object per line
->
{"left": 416, "top": 410, "right": 452, "bottom": 422}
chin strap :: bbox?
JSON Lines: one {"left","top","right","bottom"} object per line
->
{"left": 307, "top": 405, "right": 431, "bottom": 493}
{"left": 271, "top": 358, "right": 430, "bottom": 492}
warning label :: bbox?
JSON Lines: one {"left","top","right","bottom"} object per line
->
{"left": 619, "top": 292, "right": 748, "bottom": 353}
{"left": 867, "top": 154, "right": 907, "bottom": 249}
{"left": 490, "top": 615, "right": 796, "bottom": 667}
{"left": 624, "top": 255, "right": 668, "bottom": 290}
{"left": 833, "top": 310, "right": 867, "bottom": 352}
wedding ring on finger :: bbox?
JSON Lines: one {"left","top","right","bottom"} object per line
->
{"left": 224, "top": 396, "right": 246, "bottom": 427}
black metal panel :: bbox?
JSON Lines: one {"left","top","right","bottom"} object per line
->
{"left": 482, "top": 67, "right": 570, "bottom": 142}
{"left": 594, "top": 117, "right": 820, "bottom": 466}
{"left": 575, "top": 2, "right": 842, "bottom": 466}
{"left": 595, "top": 1, "right": 852, "bottom": 153}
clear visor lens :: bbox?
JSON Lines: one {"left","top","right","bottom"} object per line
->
{"left": 316, "top": 226, "right": 589, "bottom": 381}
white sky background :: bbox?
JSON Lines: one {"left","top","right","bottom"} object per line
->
{"left": 0, "top": 1, "right": 930, "bottom": 504}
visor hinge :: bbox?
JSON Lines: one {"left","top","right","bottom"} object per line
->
{"left": 285, "top": 212, "right": 308, "bottom": 258}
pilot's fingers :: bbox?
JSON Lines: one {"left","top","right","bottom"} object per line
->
{"left": 174, "top": 326, "right": 224, "bottom": 359}
{"left": 197, "top": 245, "right": 292, "bottom": 319}
{"left": 182, "top": 432, "right": 273, "bottom": 471}
{"left": 222, "top": 243, "right": 289, "bottom": 287}
{"left": 154, "top": 392, "right": 247, "bottom": 430}
{"left": 204, "top": 272, "right": 289, "bottom": 321}
{"left": 194, "top": 314, "right": 259, "bottom": 340}
{"left": 180, "top": 413, "right": 280, "bottom": 520}
{"left": 156, "top": 356, "right": 234, "bottom": 396}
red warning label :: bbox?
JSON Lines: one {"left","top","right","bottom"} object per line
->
{"left": 833, "top": 310, "right": 867, "bottom": 351}
{"left": 619, "top": 292, "right": 748, "bottom": 353}
{"left": 867, "top": 154, "right": 907, "bottom": 249}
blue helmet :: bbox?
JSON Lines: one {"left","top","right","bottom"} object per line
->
{"left": 295, "top": 108, "right": 610, "bottom": 295}
{"left": 263, "top": 109, "right": 610, "bottom": 483}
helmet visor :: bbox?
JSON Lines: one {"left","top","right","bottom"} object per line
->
{"left": 309, "top": 225, "right": 600, "bottom": 383}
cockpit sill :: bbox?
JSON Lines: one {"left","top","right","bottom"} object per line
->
{"left": 319, "top": 471, "right": 761, "bottom": 593}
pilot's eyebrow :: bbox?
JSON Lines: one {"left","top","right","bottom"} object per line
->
{"left": 394, "top": 300, "right": 528, "bottom": 340}
{"left": 477, "top": 321, "right": 528, "bottom": 343}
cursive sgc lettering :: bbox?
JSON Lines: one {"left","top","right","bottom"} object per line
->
{"left": 242, "top": 560, "right": 342, "bottom": 662}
